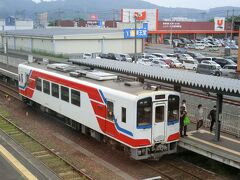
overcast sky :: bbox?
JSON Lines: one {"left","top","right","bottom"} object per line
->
{"left": 32, "top": 0, "right": 240, "bottom": 10}
{"left": 144, "top": 0, "right": 240, "bottom": 10}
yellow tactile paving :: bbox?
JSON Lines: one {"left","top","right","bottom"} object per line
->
{"left": 0, "top": 145, "right": 38, "bottom": 180}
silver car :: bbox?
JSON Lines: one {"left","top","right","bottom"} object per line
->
{"left": 221, "top": 65, "right": 237, "bottom": 77}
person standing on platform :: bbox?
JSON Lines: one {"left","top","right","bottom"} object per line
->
{"left": 182, "top": 99, "right": 187, "bottom": 112}
{"left": 180, "top": 106, "right": 188, "bottom": 137}
{"left": 195, "top": 104, "right": 204, "bottom": 131}
{"left": 209, "top": 105, "right": 216, "bottom": 133}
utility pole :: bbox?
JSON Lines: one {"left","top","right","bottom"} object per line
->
{"left": 170, "top": 17, "right": 173, "bottom": 47}
{"left": 134, "top": 16, "right": 137, "bottom": 62}
{"left": 112, "top": 9, "right": 115, "bottom": 28}
{"left": 225, "top": 10, "right": 229, "bottom": 39}
{"left": 230, "top": 9, "right": 235, "bottom": 40}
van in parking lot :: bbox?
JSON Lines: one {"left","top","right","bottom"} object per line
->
{"left": 196, "top": 63, "right": 222, "bottom": 76}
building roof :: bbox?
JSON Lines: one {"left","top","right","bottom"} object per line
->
{"left": 74, "top": 59, "right": 240, "bottom": 97}
{"left": 1, "top": 28, "right": 123, "bottom": 37}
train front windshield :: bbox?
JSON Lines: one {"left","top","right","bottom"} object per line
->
{"left": 168, "top": 95, "right": 180, "bottom": 123}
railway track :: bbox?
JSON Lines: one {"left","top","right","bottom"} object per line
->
{"left": 144, "top": 157, "right": 215, "bottom": 180}
{"left": 0, "top": 81, "right": 20, "bottom": 100}
{"left": 0, "top": 113, "right": 92, "bottom": 180}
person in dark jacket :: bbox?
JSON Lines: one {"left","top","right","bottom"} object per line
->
{"left": 209, "top": 105, "right": 216, "bottom": 132}
{"left": 180, "top": 106, "right": 187, "bottom": 137}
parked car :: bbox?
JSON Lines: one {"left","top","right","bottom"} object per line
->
{"left": 151, "top": 59, "right": 170, "bottom": 68}
{"left": 208, "top": 45, "right": 219, "bottom": 51}
{"left": 151, "top": 53, "right": 169, "bottom": 60}
{"left": 225, "top": 56, "right": 238, "bottom": 64}
{"left": 83, "top": 53, "right": 92, "bottom": 59}
{"left": 182, "top": 59, "right": 198, "bottom": 70}
{"left": 187, "top": 52, "right": 205, "bottom": 62}
{"left": 166, "top": 53, "right": 178, "bottom": 61}
{"left": 196, "top": 63, "right": 222, "bottom": 76}
{"left": 211, "top": 57, "right": 236, "bottom": 68}
{"left": 177, "top": 54, "right": 194, "bottom": 61}
{"left": 171, "top": 59, "right": 183, "bottom": 68}
{"left": 138, "top": 53, "right": 158, "bottom": 60}
{"left": 119, "top": 53, "right": 132, "bottom": 62}
{"left": 174, "top": 47, "right": 187, "bottom": 54}
{"left": 221, "top": 65, "right": 237, "bottom": 77}
{"left": 136, "top": 59, "right": 152, "bottom": 66}
{"left": 201, "top": 60, "right": 221, "bottom": 68}
{"left": 107, "top": 53, "right": 131, "bottom": 61}
{"left": 195, "top": 43, "right": 205, "bottom": 50}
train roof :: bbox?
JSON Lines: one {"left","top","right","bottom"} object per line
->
{"left": 21, "top": 62, "right": 173, "bottom": 96}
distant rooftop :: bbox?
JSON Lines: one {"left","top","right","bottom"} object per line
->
{"left": 1, "top": 28, "right": 123, "bottom": 37}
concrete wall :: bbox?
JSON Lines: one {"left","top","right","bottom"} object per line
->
{"left": 54, "top": 38, "right": 142, "bottom": 54}
{"left": 32, "top": 38, "right": 54, "bottom": 53}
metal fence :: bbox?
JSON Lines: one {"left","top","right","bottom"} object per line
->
{"left": 187, "top": 104, "right": 240, "bottom": 137}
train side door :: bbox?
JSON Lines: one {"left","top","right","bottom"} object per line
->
{"left": 152, "top": 103, "right": 166, "bottom": 143}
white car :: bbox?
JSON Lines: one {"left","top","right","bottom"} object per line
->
{"left": 151, "top": 59, "right": 170, "bottom": 68}
{"left": 171, "top": 59, "right": 183, "bottom": 68}
{"left": 152, "top": 53, "right": 169, "bottom": 60}
{"left": 195, "top": 43, "right": 205, "bottom": 50}
{"left": 136, "top": 59, "right": 152, "bottom": 66}
{"left": 182, "top": 60, "right": 198, "bottom": 70}
{"left": 178, "top": 54, "right": 194, "bottom": 61}
{"left": 166, "top": 54, "right": 178, "bottom": 61}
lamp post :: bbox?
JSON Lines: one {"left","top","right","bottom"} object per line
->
{"left": 134, "top": 16, "right": 137, "bottom": 62}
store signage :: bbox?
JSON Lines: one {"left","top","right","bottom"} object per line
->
{"left": 214, "top": 17, "right": 225, "bottom": 31}
{"left": 134, "top": 11, "right": 146, "bottom": 21}
{"left": 124, "top": 28, "right": 148, "bottom": 39}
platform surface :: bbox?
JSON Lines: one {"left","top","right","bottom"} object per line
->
{"left": 179, "top": 129, "right": 240, "bottom": 169}
{"left": 0, "top": 153, "right": 24, "bottom": 180}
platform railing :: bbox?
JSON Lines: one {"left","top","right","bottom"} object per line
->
{"left": 187, "top": 104, "right": 240, "bottom": 137}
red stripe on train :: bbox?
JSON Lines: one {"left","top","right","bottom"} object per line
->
{"left": 167, "top": 132, "right": 180, "bottom": 142}
{"left": 96, "top": 117, "right": 151, "bottom": 147}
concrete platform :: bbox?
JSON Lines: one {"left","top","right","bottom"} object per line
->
{"left": 0, "top": 129, "right": 60, "bottom": 180}
{"left": 0, "top": 152, "right": 24, "bottom": 180}
{"left": 179, "top": 129, "right": 240, "bottom": 169}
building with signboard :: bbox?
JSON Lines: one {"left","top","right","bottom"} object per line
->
{"left": 148, "top": 20, "right": 238, "bottom": 44}
{"left": 0, "top": 28, "right": 144, "bottom": 55}
{"left": 120, "top": 9, "right": 238, "bottom": 44}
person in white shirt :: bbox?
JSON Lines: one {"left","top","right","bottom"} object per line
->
{"left": 196, "top": 104, "right": 204, "bottom": 131}
{"left": 182, "top": 99, "right": 187, "bottom": 112}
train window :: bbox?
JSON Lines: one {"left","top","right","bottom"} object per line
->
{"left": 36, "top": 78, "right": 42, "bottom": 91}
{"left": 122, "top": 107, "right": 126, "bottom": 123}
{"left": 107, "top": 101, "right": 114, "bottom": 121}
{"left": 43, "top": 80, "right": 50, "bottom": 94}
{"left": 61, "top": 86, "right": 69, "bottom": 102}
{"left": 168, "top": 95, "right": 180, "bottom": 122}
{"left": 71, "top": 89, "right": 80, "bottom": 107}
{"left": 155, "top": 106, "right": 164, "bottom": 123}
{"left": 51, "top": 83, "right": 59, "bottom": 98}
{"left": 137, "top": 97, "right": 152, "bottom": 128}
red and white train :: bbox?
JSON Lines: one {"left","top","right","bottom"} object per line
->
{"left": 18, "top": 62, "right": 180, "bottom": 160}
